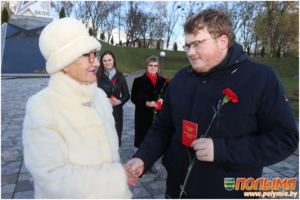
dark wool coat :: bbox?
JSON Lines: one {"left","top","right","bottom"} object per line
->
{"left": 131, "top": 73, "right": 169, "bottom": 148}
{"left": 133, "top": 43, "right": 299, "bottom": 198}
{"left": 99, "top": 72, "right": 130, "bottom": 146}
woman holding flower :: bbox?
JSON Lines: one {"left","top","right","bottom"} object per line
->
{"left": 131, "top": 55, "right": 169, "bottom": 174}
{"left": 96, "top": 50, "right": 130, "bottom": 147}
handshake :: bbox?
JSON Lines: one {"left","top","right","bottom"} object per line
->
{"left": 122, "top": 158, "right": 145, "bottom": 186}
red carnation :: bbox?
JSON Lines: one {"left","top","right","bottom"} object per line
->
{"left": 222, "top": 88, "right": 238, "bottom": 103}
{"left": 111, "top": 80, "right": 116, "bottom": 83}
{"left": 166, "top": 77, "right": 171, "bottom": 82}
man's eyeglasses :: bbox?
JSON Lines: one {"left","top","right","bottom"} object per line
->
{"left": 148, "top": 64, "right": 158, "bottom": 68}
{"left": 182, "top": 37, "right": 214, "bottom": 52}
{"left": 82, "top": 52, "right": 100, "bottom": 63}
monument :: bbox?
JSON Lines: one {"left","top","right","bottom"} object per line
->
{"left": 1, "top": 1, "right": 52, "bottom": 75}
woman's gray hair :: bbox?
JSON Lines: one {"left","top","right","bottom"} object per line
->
{"left": 145, "top": 55, "right": 160, "bottom": 69}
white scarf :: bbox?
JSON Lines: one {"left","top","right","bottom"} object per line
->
{"left": 104, "top": 67, "right": 116, "bottom": 80}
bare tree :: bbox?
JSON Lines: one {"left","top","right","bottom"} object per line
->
{"left": 85, "top": 1, "right": 115, "bottom": 38}
{"left": 72, "top": 1, "right": 90, "bottom": 29}
{"left": 146, "top": 14, "right": 159, "bottom": 48}
{"left": 137, "top": 12, "right": 149, "bottom": 48}
{"left": 51, "top": 1, "right": 73, "bottom": 17}
{"left": 103, "top": 9, "right": 116, "bottom": 43}
{"left": 209, "top": 1, "right": 256, "bottom": 49}
{"left": 210, "top": 2, "right": 243, "bottom": 35}
{"left": 123, "top": 1, "right": 144, "bottom": 47}
{"left": 182, "top": 1, "right": 204, "bottom": 20}
{"left": 162, "top": 1, "right": 184, "bottom": 49}
{"left": 156, "top": 20, "right": 167, "bottom": 41}
{"left": 115, "top": 1, "right": 123, "bottom": 43}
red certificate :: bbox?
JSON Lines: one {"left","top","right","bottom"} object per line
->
{"left": 155, "top": 101, "right": 162, "bottom": 110}
{"left": 110, "top": 95, "right": 117, "bottom": 100}
{"left": 182, "top": 120, "right": 198, "bottom": 148}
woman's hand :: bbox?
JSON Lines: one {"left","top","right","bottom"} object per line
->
{"left": 158, "top": 98, "right": 163, "bottom": 105}
{"left": 122, "top": 164, "right": 139, "bottom": 186}
{"left": 108, "top": 98, "right": 114, "bottom": 106}
{"left": 111, "top": 99, "right": 121, "bottom": 106}
{"left": 146, "top": 101, "right": 157, "bottom": 108}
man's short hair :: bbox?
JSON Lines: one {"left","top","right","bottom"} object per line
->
{"left": 184, "top": 9, "right": 236, "bottom": 49}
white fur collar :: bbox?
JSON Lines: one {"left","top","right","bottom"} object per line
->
{"left": 48, "top": 71, "right": 97, "bottom": 102}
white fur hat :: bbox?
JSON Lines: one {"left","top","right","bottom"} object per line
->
{"left": 39, "top": 18, "right": 101, "bottom": 74}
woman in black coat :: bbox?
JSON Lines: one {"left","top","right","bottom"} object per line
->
{"left": 131, "top": 55, "right": 169, "bottom": 173}
{"left": 96, "top": 50, "right": 130, "bottom": 147}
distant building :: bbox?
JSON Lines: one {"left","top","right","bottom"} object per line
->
{"left": 116, "top": 38, "right": 164, "bottom": 49}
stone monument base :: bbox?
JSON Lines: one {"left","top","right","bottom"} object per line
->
{"left": 1, "top": 15, "right": 53, "bottom": 74}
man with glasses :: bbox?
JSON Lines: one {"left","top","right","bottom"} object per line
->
{"left": 126, "top": 9, "right": 298, "bottom": 198}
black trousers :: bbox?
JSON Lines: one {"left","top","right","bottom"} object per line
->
{"left": 112, "top": 105, "right": 123, "bottom": 147}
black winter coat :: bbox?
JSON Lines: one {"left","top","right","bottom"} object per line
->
{"left": 133, "top": 43, "right": 298, "bottom": 198}
{"left": 131, "top": 73, "right": 169, "bottom": 148}
{"left": 99, "top": 72, "right": 130, "bottom": 146}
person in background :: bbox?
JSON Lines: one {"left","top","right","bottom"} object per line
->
{"left": 23, "top": 18, "right": 137, "bottom": 199}
{"left": 131, "top": 55, "right": 169, "bottom": 174}
{"left": 126, "top": 9, "right": 298, "bottom": 198}
{"left": 96, "top": 50, "right": 130, "bottom": 147}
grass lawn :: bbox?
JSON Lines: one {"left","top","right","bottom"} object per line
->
{"left": 99, "top": 40, "right": 189, "bottom": 74}
{"left": 99, "top": 41, "right": 299, "bottom": 118}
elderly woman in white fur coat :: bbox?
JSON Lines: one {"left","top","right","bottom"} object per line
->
{"left": 22, "top": 18, "right": 139, "bottom": 199}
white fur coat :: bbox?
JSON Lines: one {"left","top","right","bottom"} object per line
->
{"left": 22, "top": 72, "right": 132, "bottom": 199}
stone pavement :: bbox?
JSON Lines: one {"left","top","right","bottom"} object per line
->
{"left": 125, "top": 69, "right": 146, "bottom": 90}
{"left": 1, "top": 75, "right": 299, "bottom": 199}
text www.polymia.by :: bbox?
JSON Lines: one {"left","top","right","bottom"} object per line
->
{"left": 244, "top": 190, "right": 298, "bottom": 198}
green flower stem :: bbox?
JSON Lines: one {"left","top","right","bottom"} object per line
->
{"left": 202, "top": 95, "right": 228, "bottom": 138}
{"left": 179, "top": 156, "right": 197, "bottom": 199}
{"left": 153, "top": 111, "right": 157, "bottom": 124}
{"left": 203, "top": 107, "right": 221, "bottom": 138}
{"left": 157, "top": 81, "right": 168, "bottom": 101}
{"left": 112, "top": 83, "right": 115, "bottom": 95}
{"left": 153, "top": 80, "right": 169, "bottom": 124}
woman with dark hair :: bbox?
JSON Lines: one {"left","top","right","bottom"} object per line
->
{"left": 96, "top": 50, "right": 130, "bottom": 147}
{"left": 131, "top": 55, "right": 169, "bottom": 174}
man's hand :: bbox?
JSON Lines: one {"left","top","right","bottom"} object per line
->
{"left": 191, "top": 138, "right": 214, "bottom": 162}
{"left": 122, "top": 164, "right": 139, "bottom": 186}
{"left": 126, "top": 158, "right": 145, "bottom": 186}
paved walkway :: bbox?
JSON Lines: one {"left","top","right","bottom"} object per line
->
{"left": 125, "top": 70, "right": 146, "bottom": 91}
{"left": 1, "top": 73, "right": 299, "bottom": 199}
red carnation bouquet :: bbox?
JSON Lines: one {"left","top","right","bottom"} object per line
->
{"left": 153, "top": 77, "right": 171, "bottom": 123}
{"left": 110, "top": 80, "right": 117, "bottom": 100}
{"left": 177, "top": 88, "right": 238, "bottom": 199}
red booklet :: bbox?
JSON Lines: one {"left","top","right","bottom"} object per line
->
{"left": 155, "top": 101, "right": 162, "bottom": 110}
{"left": 182, "top": 120, "right": 198, "bottom": 148}
{"left": 110, "top": 95, "right": 117, "bottom": 100}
